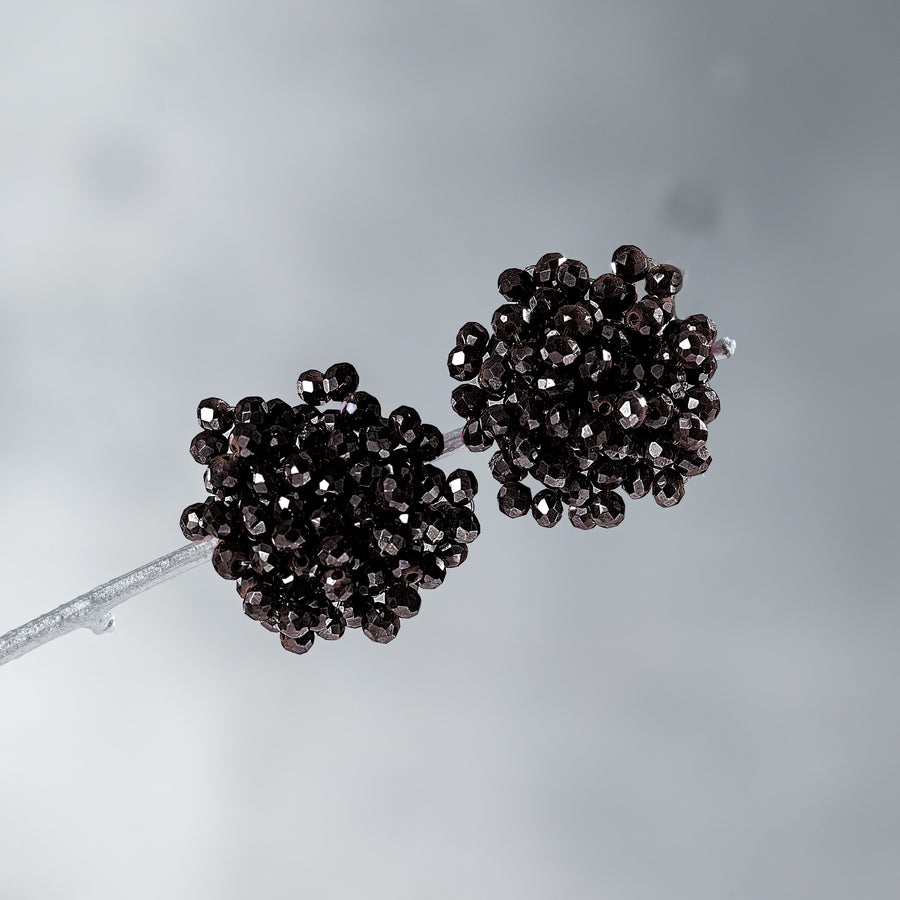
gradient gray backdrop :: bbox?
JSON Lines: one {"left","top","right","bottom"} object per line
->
{"left": 1, "top": 1, "right": 898, "bottom": 898}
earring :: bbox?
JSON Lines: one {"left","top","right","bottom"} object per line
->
{"left": 0, "top": 246, "right": 733, "bottom": 666}
{"left": 447, "top": 246, "right": 732, "bottom": 529}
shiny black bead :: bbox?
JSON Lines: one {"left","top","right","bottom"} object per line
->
{"left": 197, "top": 398, "right": 234, "bottom": 433}
{"left": 448, "top": 344, "right": 485, "bottom": 382}
{"left": 296, "top": 370, "right": 326, "bottom": 405}
{"left": 589, "top": 491, "right": 626, "bottom": 528}
{"left": 681, "top": 313, "right": 718, "bottom": 346}
{"left": 682, "top": 386, "right": 720, "bottom": 423}
{"left": 417, "top": 464, "right": 446, "bottom": 505}
{"left": 281, "top": 631, "right": 315, "bottom": 655}
{"left": 622, "top": 461, "right": 654, "bottom": 499}
{"left": 623, "top": 297, "right": 668, "bottom": 337}
{"left": 322, "top": 362, "right": 360, "bottom": 400}
{"left": 577, "top": 346, "right": 614, "bottom": 383}
{"left": 478, "top": 355, "right": 507, "bottom": 395}
{"left": 480, "top": 403, "right": 512, "bottom": 439}
{"left": 610, "top": 245, "right": 650, "bottom": 283}
{"left": 563, "top": 473, "right": 593, "bottom": 508}
{"left": 488, "top": 449, "right": 525, "bottom": 484}
{"left": 451, "top": 383, "right": 487, "bottom": 419}
{"left": 438, "top": 541, "right": 468, "bottom": 569}
{"left": 498, "top": 267, "right": 535, "bottom": 304}
{"left": 342, "top": 390, "right": 382, "bottom": 423}
{"left": 644, "top": 394, "right": 675, "bottom": 429}
{"left": 497, "top": 482, "right": 532, "bottom": 518}
{"left": 204, "top": 500, "right": 241, "bottom": 540}
{"left": 492, "top": 303, "right": 530, "bottom": 343}
{"left": 363, "top": 423, "right": 394, "bottom": 459}
{"left": 415, "top": 424, "right": 445, "bottom": 461}
{"left": 418, "top": 556, "right": 448, "bottom": 590}
{"left": 241, "top": 504, "right": 269, "bottom": 538}
{"left": 363, "top": 604, "right": 401, "bottom": 644}
{"left": 508, "top": 343, "right": 541, "bottom": 375}
{"left": 233, "top": 396, "right": 267, "bottom": 426}
{"left": 389, "top": 405, "right": 422, "bottom": 445}
{"left": 249, "top": 541, "right": 280, "bottom": 576}
{"left": 568, "top": 506, "right": 595, "bottom": 530}
{"left": 556, "top": 258, "right": 591, "bottom": 296}
{"left": 373, "top": 522, "right": 407, "bottom": 556}
{"left": 545, "top": 401, "right": 576, "bottom": 439}
{"left": 211, "top": 541, "right": 247, "bottom": 580}
{"left": 281, "top": 450, "right": 315, "bottom": 489}
{"left": 554, "top": 303, "right": 594, "bottom": 338}
{"left": 322, "top": 567, "right": 355, "bottom": 603}
{"left": 590, "top": 274, "right": 636, "bottom": 320}
{"left": 386, "top": 583, "right": 421, "bottom": 618}
{"left": 645, "top": 264, "right": 683, "bottom": 297}
{"left": 615, "top": 390, "right": 648, "bottom": 430}
{"left": 270, "top": 515, "right": 306, "bottom": 551}
{"left": 533, "top": 252, "right": 564, "bottom": 289}
{"left": 672, "top": 413, "right": 708, "bottom": 450}
{"left": 446, "top": 468, "right": 478, "bottom": 505}
{"left": 444, "top": 505, "right": 481, "bottom": 544}
{"left": 531, "top": 488, "right": 563, "bottom": 527}
{"left": 190, "top": 431, "right": 227, "bottom": 465}
{"left": 457, "top": 321, "right": 491, "bottom": 352}
{"left": 542, "top": 334, "right": 581, "bottom": 368}
{"left": 683, "top": 355, "right": 718, "bottom": 386}
{"left": 677, "top": 446, "right": 712, "bottom": 478}
{"left": 228, "top": 424, "right": 265, "bottom": 459}
{"left": 318, "top": 612, "right": 346, "bottom": 641}
{"left": 645, "top": 437, "right": 678, "bottom": 469}
{"left": 591, "top": 457, "right": 625, "bottom": 489}
{"left": 653, "top": 469, "right": 686, "bottom": 507}
{"left": 508, "top": 433, "right": 538, "bottom": 470}
{"left": 533, "top": 455, "right": 568, "bottom": 489}
{"left": 671, "top": 330, "right": 711, "bottom": 368}
{"left": 179, "top": 502, "right": 207, "bottom": 542}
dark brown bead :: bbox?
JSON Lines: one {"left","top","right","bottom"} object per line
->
{"left": 197, "top": 398, "right": 234, "bottom": 433}
{"left": 645, "top": 263, "right": 683, "bottom": 297}
{"left": 363, "top": 604, "right": 401, "bottom": 643}
{"left": 457, "top": 321, "right": 491, "bottom": 352}
{"left": 438, "top": 541, "right": 469, "bottom": 568}
{"left": 652, "top": 469, "right": 686, "bottom": 507}
{"left": 542, "top": 334, "right": 581, "bottom": 367}
{"left": 280, "top": 631, "right": 315, "bottom": 655}
{"left": 211, "top": 542, "right": 246, "bottom": 580}
{"left": 322, "top": 362, "right": 360, "bottom": 400}
{"left": 644, "top": 394, "right": 675, "bottom": 429}
{"left": 233, "top": 396, "right": 267, "bottom": 426}
{"left": 681, "top": 313, "right": 718, "bottom": 346}
{"left": 448, "top": 345, "right": 485, "bottom": 382}
{"left": 296, "top": 371, "right": 326, "bottom": 405}
{"left": 533, "top": 252, "right": 564, "bottom": 289}
{"left": 568, "top": 506, "right": 595, "bottom": 530}
{"left": 623, "top": 297, "right": 668, "bottom": 337}
{"left": 179, "top": 503, "right": 207, "bottom": 542}
{"left": 610, "top": 245, "right": 651, "bottom": 283}
{"left": 462, "top": 417, "right": 494, "bottom": 452}
{"left": 531, "top": 488, "right": 564, "bottom": 527}
{"left": 682, "top": 386, "right": 720, "bottom": 423}
{"left": 672, "top": 413, "right": 708, "bottom": 450}
{"left": 677, "top": 446, "right": 712, "bottom": 478}
{"left": 488, "top": 450, "right": 525, "bottom": 484}
{"left": 672, "top": 330, "right": 711, "bottom": 368}
{"left": 478, "top": 355, "right": 507, "bottom": 395}
{"left": 554, "top": 303, "right": 594, "bottom": 338}
{"left": 622, "top": 462, "right": 654, "bottom": 499}
{"left": 386, "top": 583, "right": 422, "bottom": 618}
{"left": 589, "top": 274, "right": 636, "bottom": 320}
{"left": 497, "top": 482, "right": 532, "bottom": 518}
{"left": 190, "top": 431, "right": 227, "bottom": 465}
{"left": 451, "top": 383, "right": 487, "bottom": 419}
{"left": 498, "top": 268, "right": 535, "bottom": 303}
{"left": 555, "top": 258, "right": 591, "bottom": 296}
{"left": 614, "top": 390, "right": 648, "bottom": 430}
{"left": 492, "top": 304, "right": 530, "bottom": 343}
{"left": 589, "top": 491, "right": 626, "bottom": 528}
{"left": 645, "top": 437, "right": 678, "bottom": 469}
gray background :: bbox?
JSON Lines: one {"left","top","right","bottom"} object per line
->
{"left": 1, "top": 1, "right": 898, "bottom": 898}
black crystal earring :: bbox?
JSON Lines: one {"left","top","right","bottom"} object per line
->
{"left": 446, "top": 246, "right": 733, "bottom": 530}
{"left": 0, "top": 245, "right": 733, "bottom": 667}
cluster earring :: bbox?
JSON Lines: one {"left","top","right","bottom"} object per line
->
{"left": 0, "top": 245, "right": 734, "bottom": 666}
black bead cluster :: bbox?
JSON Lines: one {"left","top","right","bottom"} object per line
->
{"left": 447, "top": 246, "right": 721, "bottom": 529}
{"left": 180, "top": 363, "right": 480, "bottom": 655}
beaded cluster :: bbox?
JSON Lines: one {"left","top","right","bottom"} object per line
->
{"left": 447, "top": 246, "right": 721, "bottom": 528}
{"left": 179, "top": 364, "right": 480, "bottom": 654}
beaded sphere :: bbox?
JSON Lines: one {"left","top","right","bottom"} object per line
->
{"left": 447, "top": 248, "right": 721, "bottom": 529}
{"left": 181, "top": 365, "right": 480, "bottom": 655}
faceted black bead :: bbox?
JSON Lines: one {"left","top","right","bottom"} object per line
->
{"left": 281, "top": 631, "right": 315, "bottom": 655}
{"left": 531, "top": 488, "right": 563, "bottom": 527}
{"left": 645, "top": 437, "right": 678, "bottom": 469}
{"left": 374, "top": 522, "right": 407, "bottom": 556}
{"left": 281, "top": 451, "right": 314, "bottom": 489}
{"left": 682, "top": 386, "right": 720, "bottom": 423}
{"left": 228, "top": 424, "right": 265, "bottom": 458}
{"left": 448, "top": 345, "right": 485, "bottom": 382}
{"left": 611, "top": 245, "right": 651, "bottom": 283}
{"left": 363, "top": 423, "right": 394, "bottom": 459}
{"left": 205, "top": 455, "right": 242, "bottom": 497}
{"left": 644, "top": 394, "right": 675, "bottom": 429}
{"left": 653, "top": 469, "right": 686, "bottom": 507}
{"left": 575, "top": 413, "right": 613, "bottom": 451}
{"left": 322, "top": 362, "right": 360, "bottom": 401}
{"left": 263, "top": 397, "right": 294, "bottom": 429}
{"left": 415, "top": 425, "right": 445, "bottom": 462}
{"left": 390, "top": 552, "right": 424, "bottom": 586}
{"left": 645, "top": 263, "right": 683, "bottom": 297}
{"left": 590, "top": 273, "right": 636, "bottom": 320}
{"left": 179, "top": 502, "right": 207, "bottom": 542}
{"left": 545, "top": 401, "right": 576, "bottom": 439}
{"left": 233, "top": 396, "right": 267, "bottom": 427}
{"left": 542, "top": 334, "right": 581, "bottom": 368}
{"left": 533, "top": 455, "right": 568, "bottom": 489}
{"left": 615, "top": 390, "right": 648, "bottom": 430}
{"left": 340, "top": 596, "right": 369, "bottom": 629}
{"left": 683, "top": 355, "right": 718, "bottom": 386}
{"left": 203, "top": 500, "right": 241, "bottom": 540}
{"left": 681, "top": 313, "right": 718, "bottom": 346}
{"left": 296, "top": 370, "right": 326, "bottom": 405}
{"left": 623, "top": 297, "right": 668, "bottom": 337}
{"left": 492, "top": 304, "right": 530, "bottom": 344}
{"left": 417, "top": 464, "right": 446, "bottom": 505}
{"left": 508, "top": 343, "right": 541, "bottom": 375}
{"left": 437, "top": 541, "right": 468, "bottom": 568}
{"left": 677, "top": 445, "right": 713, "bottom": 478}
{"left": 554, "top": 303, "right": 594, "bottom": 338}
{"left": 342, "top": 391, "right": 382, "bottom": 423}
{"left": 418, "top": 555, "right": 448, "bottom": 590}
{"left": 672, "top": 330, "right": 711, "bottom": 368}
{"left": 444, "top": 505, "right": 481, "bottom": 544}
{"left": 577, "top": 346, "right": 614, "bottom": 383}
{"left": 591, "top": 457, "right": 625, "bottom": 489}
{"left": 451, "top": 383, "right": 487, "bottom": 420}
{"left": 322, "top": 567, "right": 354, "bottom": 603}
{"left": 568, "top": 506, "right": 596, "bottom": 530}
{"left": 508, "top": 433, "right": 538, "bottom": 470}
{"left": 480, "top": 403, "right": 513, "bottom": 439}
{"left": 622, "top": 461, "right": 654, "bottom": 499}
{"left": 589, "top": 491, "right": 625, "bottom": 528}
{"left": 498, "top": 267, "right": 535, "bottom": 304}
{"left": 488, "top": 449, "right": 525, "bottom": 484}
{"left": 211, "top": 541, "right": 246, "bottom": 580}
{"left": 190, "top": 431, "right": 227, "bottom": 465}
{"left": 197, "top": 397, "right": 234, "bottom": 433}
{"left": 446, "top": 468, "right": 478, "bottom": 505}
{"left": 363, "top": 604, "right": 401, "bottom": 644}
{"left": 241, "top": 504, "right": 270, "bottom": 538}
{"left": 672, "top": 413, "right": 708, "bottom": 450}
{"left": 533, "top": 252, "right": 564, "bottom": 289}
{"left": 462, "top": 416, "right": 494, "bottom": 452}
{"left": 563, "top": 473, "right": 593, "bottom": 508}
{"left": 507, "top": 392, "right": 545, "bottom": 432}
{"left": 389, "top": 405, "right": 423, "bottom": 445}
{"left": 455, "top": 320, "right": 490, "bottom": 353}
{"left": 486, "top": 334, "right": 511, "bottom": 358}
{"left": 249, "top": 541, "right": 280, "bottom": 576}
{"left": 270, "top": 514, "right": 306, "bottom": 551}
{"left": 586, "top": 391, "right": 615, "bottom": 417}
{"left": 318, "top": 612, "right": 346, "bottom": 641}
{"left": 497, "top": 482, "right": 532, "bottom": 518}
{"left": 555, "top": 258, "right": 591, "bottom": 297}
{"left": 386, "top": 583, "right": 421, "bottom": 619}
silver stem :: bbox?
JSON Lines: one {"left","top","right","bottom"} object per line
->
{"left": 0, "top": 540, "right": 215, "bottom": 667}
{"left": 0, "top": 426, "right": 467, "bottom": 668}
